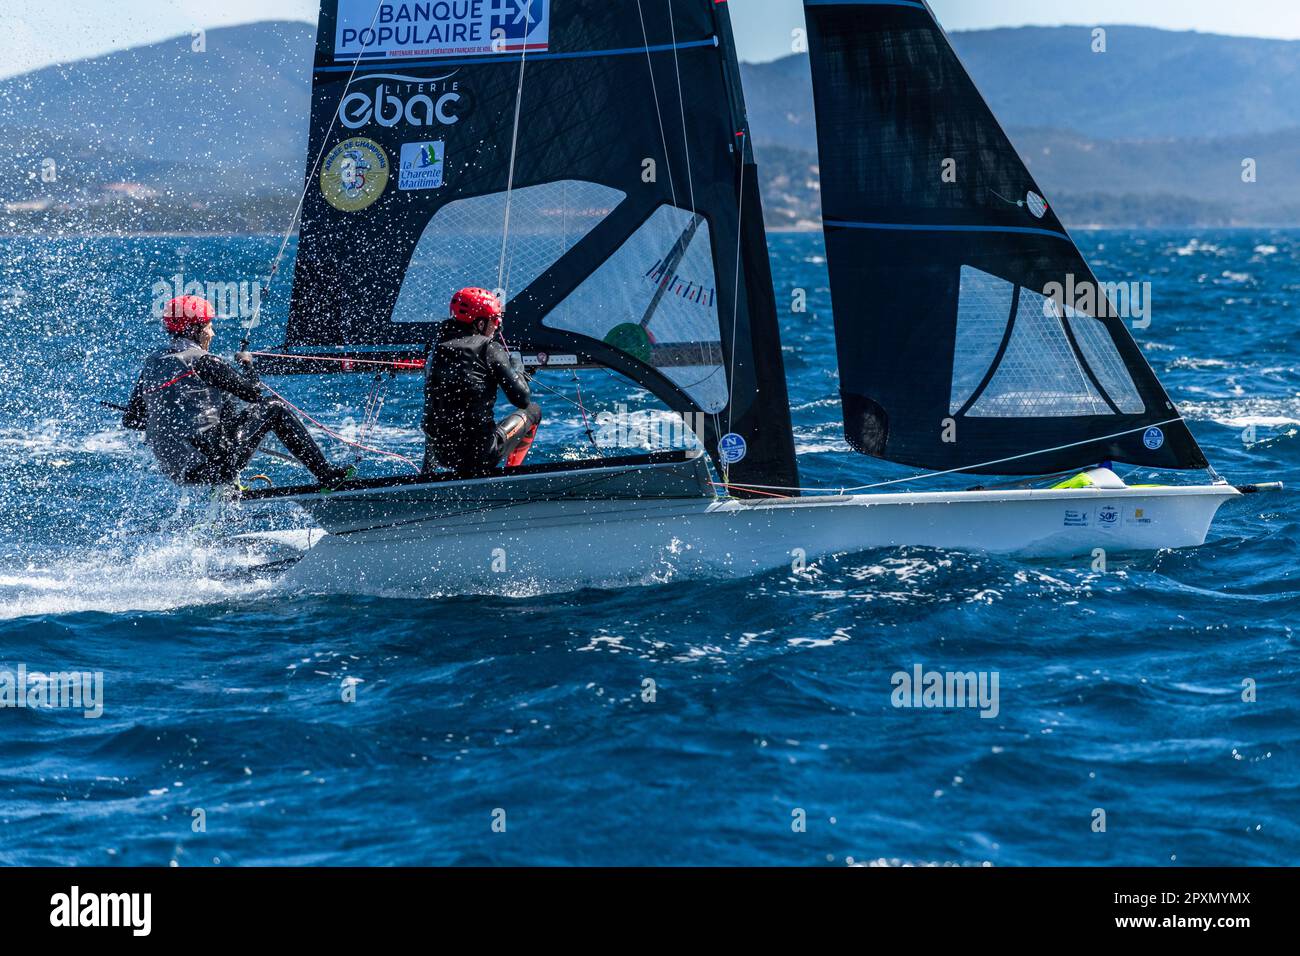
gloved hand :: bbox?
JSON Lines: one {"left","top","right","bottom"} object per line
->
{"left": 235, "top": 351, "right": 254, "bottom": 368}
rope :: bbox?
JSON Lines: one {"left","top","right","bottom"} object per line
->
{"left": 243, "top": 0, "right": 388, "bottom": 346}
{"left": 663, "top": 0, "right": 722, "bottom": 449}
{"left": 666, "top": 0, "right": 695, "bottom": 214}
{"left": 259, "top": 380, "right": 420, "bottom": 473}
{"left": 635, "top": 0, "right": 679, "bottom": 209}
{"left": 495, "top": 13, "right": 533, "bottom": 302}
{"left": 713, "top": 418, "right": 1193, "bottom": 496}
{"left": 711, "top": 482, "right": 791, "bottom": 500}
{"left": 722, "top": 130, "right": 748, "bottom": 484}
{"left": 571, "top": 369, "right": 603, "bottom": 456}
{"left": 353, "top": 372, "right": 389, "bottom": 466}
{"left": 248, "top": 351, "right": 425, "bottom": 370}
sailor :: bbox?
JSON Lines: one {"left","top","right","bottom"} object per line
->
{"left": 122, "top": 295, "right": 353, "bottom": 487}
{"left": 422, "top": 287, "right": 541, "bottom": 476}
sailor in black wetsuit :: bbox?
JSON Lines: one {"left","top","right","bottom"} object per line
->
{"left": 422, "top": 287, "right": 541, "bottom": 476}
{"left": 122, "top": 295, "right": 352, "bottom": 487}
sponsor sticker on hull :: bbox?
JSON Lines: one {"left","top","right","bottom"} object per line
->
{"left": 335, "top": 0, "right": 551, "bottom": 62}
{"left": 1096, "top": 503, "right": 1121, "bottom": 531}
{"left": 1124, "top": 505, "right": 1153, "bottom": 528}
{"left": 1063, "top": 508, "right": 1091, "bottom": 528}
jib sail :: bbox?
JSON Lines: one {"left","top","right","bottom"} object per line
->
{"left": 280, "top": 0, "right": 797, "bottom": 491}
{"left": 801, "top": 0, "right": 1207, "bottom": 474}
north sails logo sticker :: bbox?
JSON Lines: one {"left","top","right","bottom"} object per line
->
{"left": 335, "top": 0, "right": 550, "bottom": 61}
{"left": 719, "top": 433, "right": 747, "bottom": 465}
{"left": 399, "top": 140, "right": 445, "bottom": 189}
{"left": 320, "top": 137, "right": 390, "bottom": 212}
{"left": 1143, "top": 426, "right": 1165, "bottom": 450}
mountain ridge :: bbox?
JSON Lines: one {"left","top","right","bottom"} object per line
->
{"left": 2, "top": 21, "right": 1298, "bottom": 232}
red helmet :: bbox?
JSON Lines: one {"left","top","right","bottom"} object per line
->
{"left": 450, "top": 287, "right": 503, "bottom": 325}
{"left": 161, "top": 295, "right": 215, "bottom": 335}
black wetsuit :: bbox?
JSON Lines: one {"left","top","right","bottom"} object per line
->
{"left": 422, "top": 319, "right": 541, "bottom": 476}
{"left": 123, "top": 335, "right": 348, "bottom": 486}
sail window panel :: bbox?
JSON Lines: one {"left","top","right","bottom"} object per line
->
{"left": 1063, "top": 309, "right": 1146, "bottom": 414}
{"left": 391, "top": 181, "right": 626, "bottom": 324}
{"left": 967, "top": 284, "right": 1109, "bottom": 418}
{"left": 544, "top": 204, "right": 728, "bottom": 413}
{"left": 950, "top": 265, "right": 1016, "bottom": 413}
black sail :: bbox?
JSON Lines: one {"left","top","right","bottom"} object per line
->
{"left": 281, "top": 0, "right": 797, "bottom": 491}
{"left": 802, "top": 0, "right": 1208, "bottom": 474}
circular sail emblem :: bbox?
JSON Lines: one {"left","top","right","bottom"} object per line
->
{"left": 719, "top": 432, "right": 747, "bottom": 464}
{"left": 1025, "top": 191, "right": 1048, "bottom": 219}
{"left": 320, "top": 137, "right": 389, "bottom": 212}
{"left": 1143, "top": 426, "right": 1165, "bottom": 450}
{"left": 604, "top": 323, "right": 653, "bottom": 364}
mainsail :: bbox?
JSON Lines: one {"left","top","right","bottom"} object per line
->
{"left": 278, "top": 0, "right": 798, "bottom": 491}
{"left": 802, "top": 0, "right": 1208, "bottom": 474}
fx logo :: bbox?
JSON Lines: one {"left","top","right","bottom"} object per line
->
{"left": 491, "top": 0, "right": 545, "bottom": 40}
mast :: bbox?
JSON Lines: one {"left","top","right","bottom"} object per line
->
{"left": 710, "top": 0, "right": 800, "bottom": 492}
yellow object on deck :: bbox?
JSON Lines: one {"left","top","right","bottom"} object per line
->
{"left": 1052, "top": 473, "right": 1096, "bottom": 490}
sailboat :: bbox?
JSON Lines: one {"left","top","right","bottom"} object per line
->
{"left": 238, "top": 0, "right": 1273, "bottom": 595}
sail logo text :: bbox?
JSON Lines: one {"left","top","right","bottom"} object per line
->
{"left": 645, "top": 258, "right": 716, "bottom": 308}
{"left": 50, "top": 886, "right": 150, "bottom": 936}
{"left": 335, "top": 1, "right": 551, "bottom": 60}
{"left": 891, "top": 665, "right": 1000, "bottom": 719}
{"left": 0, "top": 664, "right": 103, "bottom": 718}
{"left": 341, "top": 77, "right": 463, "bottom": 129}
{"left": 1042, "top": 274, "right": 1152, "bottom": 329}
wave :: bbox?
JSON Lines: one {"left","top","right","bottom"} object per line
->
{"left": 0, "top": 533, "right": 289, "bottom": 621}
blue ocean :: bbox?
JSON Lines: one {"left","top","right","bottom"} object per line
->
{"left": 0, "top": 231, "right": 1295, "bottom": 866}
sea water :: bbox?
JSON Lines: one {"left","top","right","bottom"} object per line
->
{"left": 0, "top": 231, "right": 1295, "bottom": 865}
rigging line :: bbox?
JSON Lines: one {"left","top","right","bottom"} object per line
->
{"left": 722, "top": 130, "right": 748, "bottom": 478}
{"left": 355, "top": 372, "right": 388, "bottom": 464}
{"left": 710, "top": 482, "right": 792, "bottom": 500}
{"left": 244, "top": 0, "right": 387, "bottom": 343}
{"left": 527, "top": 373, "right": 596, "bottom": 413}
{"left": 635, "top": 0, "right": 679, "bottom": 208}
{"left": 571, "top": 369, "right": 603, "bottom": 456}
{"left": 714, "top": 418, "right": 1193, "bottom": 495}
{"left": 248, "top": 351, "right": 425, "bottom": 369}
{"left": 496, "top": 17, "right": 533, "bottom": 303}
{"left": 259, "top": 381, "right": 421, "bottom": 472}
{"left": 666, "top": 0, "right": 696, "bottom": 215}
{"left": 662, "top": 0, "right": 719, "bottom": 443}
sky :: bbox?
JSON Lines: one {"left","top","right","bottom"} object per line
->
{"left": 2, "top": 0, "right": 1300, "bottom": 78}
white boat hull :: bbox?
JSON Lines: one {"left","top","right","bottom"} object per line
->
{"left": 272, "top": 481, "right": 1239, "bottom": 596}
